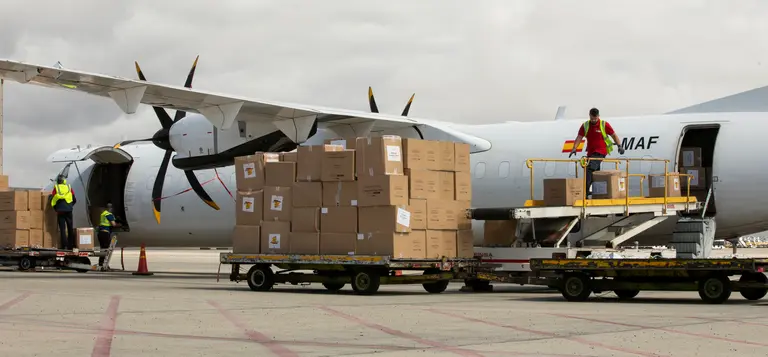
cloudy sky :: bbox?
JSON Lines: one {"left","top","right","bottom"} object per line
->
{"left": 2, "top": 0, "right": 768, "bottom": 187}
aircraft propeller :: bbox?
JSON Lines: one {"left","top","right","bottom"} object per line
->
{"left": 113, "top": 56, "right": 220, "bottom": 224}
{"left": 367, "top": 86, "right": 415, "bottom": 116}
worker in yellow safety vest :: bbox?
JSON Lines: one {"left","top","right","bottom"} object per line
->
{"left": 568, "top": 108, "right": 624, "bottom": 197}
{"left": 50, "top": 175, "right": 77, "bottom": 250}
{"left": 97, "top": 203, "right": 120, "bottom": 266}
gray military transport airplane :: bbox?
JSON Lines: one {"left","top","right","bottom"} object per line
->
{"left": 0, "top": 57, "right": 766, "bottom": 248}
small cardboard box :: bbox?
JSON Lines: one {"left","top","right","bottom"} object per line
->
{"left": 324, "top": 137, "right": 358, "bottom": 150}
{"left": 0, "top": 211, "right": 30, "bottom": 230}
{"left": 456, "top": 230, "right": 474, "bottom": 258}
{"left": 292, "top": 182, "right": 323, "bottom": 207}
{"left": 281, "top": 152, "right": 298, "bottom": 163}
{"left": 319, "top": 233, "right": 356, "bottom": 255}
{"left": 357, "top": 175, "right": 409, "bottom": 207}
{"left": 297, "top": 145, "right": 343, "bottom": 182}
{"left": 265, "top": 162, "right": 296, "bottom": 186}
{"left": 355, "top": 231, "right": 426, "bottom": 258}
{"left": 679, "top": 147, "right": 702, "bottom": 168}
{"left": 27, "top": 191, "right": 42, "bottom": 211}
{"left": 408, "top": 199, "right": 427, "bottom": 230}
{"left": 260, "top": 221, "right": 291, "bottom": 253}
{"left": 437, "top": 141, "right": 456, "bottom": 172}
{"left": 358, "top": 205, "right": 411, "bottom": 233}
{"left": 543, "top": 178, "right": 584, "bottom": 206}
{"left": 263, "top": 186, "right": 292, "bottom": 221}
{"left": 426, "top": 200, "right": 458, "bottom": 230}
{"left": 234, "top": 153, "right": 280, "bottom": 191}
{"left": 355, "top": 136, "right": 404, "bottom": 177}
{"left": 321, "top": 150, "right": 356, "bottom": 181}
{"left": 0, "top": 175, "right": 8, "bottom": 191}
{"left": 236, "top": 190, "right": 263, "bottom": 226}
{"left": 289, "top": 232, "right": 320, "bottom": 254}
{"left": 454, "top": 143, "right": 471, "bottom": 172}
{"left": 680, "top": 167, "right": 707, "bottom": 190}
{"left": 320, "top": 207, "right": 358, "bottom": 233}
{"left": 27, "top": 229, "right": 44, "bottom": 247}
{"left": 402, "top": 138, "right": 438, "bottom": 170}
{"left": 648, "top": 174, "right": 681, "bottom": 198}
{"left": 405, "top": 169, "right": 439, "bottom": 200}
{"left": 438, "top": 172, "right": 455, "bottom": 200}
{"left": 232, "top": 225, "right": 261, "bottom": 254}
{"left": 591, "top": 171, "right": 627, "bottom": 199}
{"left": 29, "top": 210, "right": 43, "bottom": 229}
{"left": 0, "top": 229, "right": 29, "bottom": 248}
{"left": 321, "top": 181, "right": 358, "bottom": 207}
{"left": 426, "top": 230, "right": 457, "bottom": 258}
{"left": 292, "top": 207, "right": 320, "bottom": 232}
{"left": 0, "top": 191, "right": 28, "bottom": 211}
{"left": 76, "top": 227, "right": 95, "bottom": 250}
{"left": 454, "top": 172, "right": 472, "bottom": 201}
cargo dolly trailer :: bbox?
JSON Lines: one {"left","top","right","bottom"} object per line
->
{"left": 529, "top": 257, "right": 768, "bottom": 304}
{"left": 220, "top": 253, "right": 481, "bottom": 295}
{"left": 0, "top": 236, "right": 118, "bottom": 273}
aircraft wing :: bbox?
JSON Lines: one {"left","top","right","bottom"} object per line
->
{"left": 0, "top": 59, "right": 491, "bottom": 151}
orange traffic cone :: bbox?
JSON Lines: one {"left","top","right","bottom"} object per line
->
{"left": 132, "top": 243, "right": 153, "bottom": 276}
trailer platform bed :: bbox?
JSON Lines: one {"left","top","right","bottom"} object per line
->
{"left": 0, "top": 236, "right": 118, "bottom": 273}
{"left": 529, "top": 258, "right": 768, "bottom": 304}
{"left": 220, "top": 253, "right": 481, "bottom": 295}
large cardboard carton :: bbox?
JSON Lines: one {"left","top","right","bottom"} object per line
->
{"left": 402, "top": 138, "right": 438, "bottom": 170}
{"left": 42, "top": 209, "right": 58, "bottom": 248}
{"left": 322, "top": 181, "right": 358, "bottom": 206}
{"left": 456, "top": 230, "right": 474, "bottom": 258}
{"left": 0, "top": 211, "right": 30, "bottom": 230}
{"left": 76, "top": 227, "right": 95, "bottom": 250}
{"left": 236, "top": 191, "right": 263, "bottom": 226}
{"left": 357, "top": 175, "right": 409, "bottom": 207}
{"left": 0, "top": 191, "right": 28, "bottom": 211}
{"left": 355, "top": 136, "right": 404, "bottom": 177}
{"left": 426, "top": 200, "right": 458, "bottom": 230}
{"left": 320, "top": 207, "right": 358, "bottom": 233}
{"left": 543, "top": 178, "right": 584, "bottom": 206}
{"left": 454, "top": 143, "right": 471, "bottom": 172}
{"left": 358, "top": 206, "right": 411, "bottom": 233}
{"left": 263, "top": 186, "right": 292, "bottom": 221}
{"left": 321, "top": 150, "right": 356, "bottom": 181}
{"left": 297, "top": 145, "right": 343, "bottom": 182}
{"left": 324, "top": 137, "right": 358, "bottom": 150}
{"left": 292, "top": 207, "right": 320, "bottom": 232}
{"left": 454, "top": 172, "right": 472, "bottom": 201}
{"left": 591, "top": 171, "right": 627, "bottom": 199}
{"left": 29, "top": 210, "right": 43, "bottom": 229}
{"left": 0, "top": 229, "right": 29, "bottom": 248}
{"left": 408, "top": 199, "right": 427, "bottom": 230}
{"left": 27, "top": 191, "right": 42, "bottom": 211}
{"left": 483, "top": 220, "right": 517, "bottom": 246}
{"left": 40, "top": 191, "right": 49, "bottom": 210}
{"left": 260, "top": 221, "right": 291, "bottom": 253}
{"left": 455, "top": 200, "right": 471, "bottom": 230}
{"left": 680, "top": 167, "right": 707, "bottom": 190}
{"left": 43, "top": 229, "right": 57, "bottom": 249}
{"left": 426, "top": 230, "right": 457, "bottom": 258}
{"left": 438, "top": 141, "right": 455, "bottom": 172}
{"left": 405, "top": 169, "right": 439, "bottom": 200}
{"left": 679, "top": 147, "right": 703, "bottom": 168}
{"left": 281, "top": 152, "right": 298, "bottom": 163}
{"left": 438, "top": 172, "right": 455, "bottom": 200}
{"left": 265, "top": 162, "right": 296, "bottom": 186}
{"left": 232, "top": 225, "right": 261, "bottom": 253}
{"left": 292, "top": 182, "right": 323, "bottom": 207}
{"left": 290, "top": 232, "right": 320, "bottom": 254}
{"left": 355, "top": 231, "right": 426, "bottom": 258}
{"left": 0, "top": 175, "right": 8, "bottom": 191}
{"left": 320, "top": 233, "right": 356, "bottom": 255}
{"left": 235, "top": 153, "right": 280, "bottom": 191}
{"left": 648, "top": 174, "right": 681, "bottom": 198}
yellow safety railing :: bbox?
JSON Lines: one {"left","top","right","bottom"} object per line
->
{"left": 525, "top": 157, "right": 696, "bottom": 216}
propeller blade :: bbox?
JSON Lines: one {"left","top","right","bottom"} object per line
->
{"left": 184, "top": 170, "right": 220, "bottom": 210}
{"left": 151, "top": 150, "right": 173, "bottom": 224}
{"left": 174, "top": 55, "right": 200, "bottom": 122}
{"left": 135, "top": 61, "right": 174, "bottom": 129}
{"left": 113, "top": 138, "right": 152, "bottom": 149}
{"left": 368, "top": 86, "right": 379, "bottom": 113}
{"left": 401, "top": 93, "right": 415, "bottom": 116}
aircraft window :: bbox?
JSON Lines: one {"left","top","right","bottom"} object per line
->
{"left": 498, "top": 161, "right": 510, "bottom": 178}
{"left": 474, "top": 162, "right": 486, "bottom": 179}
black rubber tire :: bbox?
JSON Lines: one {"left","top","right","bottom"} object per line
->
{"left": 350, "top": 270, "right": 381, "bottom": 295}
{"left": 698, "top": 275, "right": 732, "bottom": 304}
{"left": 739, "top": 273, "right": 768, "bottom": 300}
{"left": 18, "top": 256, "right": 35, "bottom": 271}
{"left": 614, "top": 289, "right": 640, "bottom": 300}
{"left": 464, "top": 279, "right": 492, "bottom": 292}
{"left": 246, "top": 265, "right": 275, "bottom": 292}
{"left": 322, "top": 282, "right": 345, "bottom": 292}
{"left": 75, "top": 257, "right": 91, "bottom": 273}
{"left": 422, "top": 269, "right": 449, "bottom": 294}
{"left": 561, "top": 274, "right": 592, "bottom": 302}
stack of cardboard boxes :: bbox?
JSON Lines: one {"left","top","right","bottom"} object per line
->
{"left": 678, "top": 147, "right": 710, "bottom": 204}
{"left": 0, "top": 175, "right": 53, "bottom": 249}
{"left": 231, "top": 135, "right": 474, "bottom": 259}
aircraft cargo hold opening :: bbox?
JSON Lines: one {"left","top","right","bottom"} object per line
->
{"left": 677, "top": 125, "right": 718, "bottom": 216}
{"left": 87, "top": 162, "right": 132, "bottom": 231}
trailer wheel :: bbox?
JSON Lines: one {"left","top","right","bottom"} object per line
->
{"left": 246, "top": 265, "right": 275, "bottom": 291}
{"left": 422, "top": 269, "right": 449, "bottom": 294}
{"left": 561, "top": 273, "right": 592, "bottom": 302}
{"left": 322, "top": 282, "right": 345, "bottom": 292}
{"left": 698, "top": 275, "right": 732, "bottom": 304}
{"left": 75, "top": 257, "right": 91, "bottom": 273}
{"left": 614, "top": 289, "right": 640, "bottom": 300}
{"left": 18, "top": 256, "right": 36, "bottom": 271}
{"left": 351, "top": 270, "right": 381, "bottom": 295}
{"left": 739, "top": 273, "right": 768, "bottom": 300}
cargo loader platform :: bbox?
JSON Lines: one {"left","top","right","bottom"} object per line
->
{"left": 0, "top": 236, "right": 118, "bottom": 273}
{"left": 220, "top": 253, "right": 481, "bottom": 295}
{"left": 528, "top": 257, "right": 768, "bottom": 304}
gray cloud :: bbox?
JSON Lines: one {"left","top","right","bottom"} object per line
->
{"left": 2, "top": 0, "right": 768, "bottom": 187}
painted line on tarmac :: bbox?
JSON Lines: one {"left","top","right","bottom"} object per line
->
{"left": 0, "top": 292, "right": 31, "bottom": 312}
{"left": 208, "top": 300, "right": 299, "bottom": 357}
{"left": 91, "top": 295, "right": 121, "bottom": 357}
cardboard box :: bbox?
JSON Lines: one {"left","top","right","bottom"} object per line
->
{"left": 456, "top": 200, "right": 471, "bottom": 230}
{"left": 297, "top": 145, "right": 343, "bottom": 182}
{"left": 357, "top": 175, "right": 409, "bottom": 207}
{"left": 322, "top": 181, "right": 358, "bottom": 206}
{"left": 0, "top": 175, "right": 8, "bottom": 191}
{"left": 648, "top": 174, "right": 681, "bottom": 198}
{"left": 426, "top": 230, "right": 457, "bottom": 258}
{"left": 28, "top": 229, "right": 43, "bottom": 247}
{"left": 438, "top": 172, "right": 455, "bottom": 200}
{"left": 679, "top": 147, "right": 702, "bottom": 168}
{"left": 232, "top": 225, "right": 261, "bottom": 253}
{"left": 402, "top": 138, "right": 438, "bottom": 170}
{"left": 0, "top": 229, "right": 29, "bottom": 248}
{"left": 235, "top": 153, "right": 280, "bottom": 191}
{"left": 320, "top": 233, "right": 356, "bottom": 255}
{"left": 29, "top": 210, "right": 43, "bottom": 229}
{"left": 454, "top": 172, "right": 472, "bottom": 201}
{"left": 292, "top": 207, "right": 321, "bottom": 232}
{"left": 483, "top": 220, "right": 517, "bottom": 246}
{"left": 0, "top": 211, "right": 30, "bottom": 230}
{"left": 456, "top": 230, "right": 474, "bottom": 258}
{"left": 290, "top": 232, "right": 320, "bottom": 254}
{"left": 40, "top": 192, "right": 49, "bottom": 210}
{"left": 260, "top": 221, "right": 291, "bottom": 253}
{"left": 281, "top": 152, "right": 298, "bottom": 163}
{"left": 265, "top": 162, "right": 296, "bottom": 186}
{"left": 292, "top": 182, "right": 323, "bottom": 207}
{"left": 27, "top": 191, "right": 42, "bottom": 211}
{"left": 592, "top": 171, "right": 627, "bottom": 199}
{"left": 543, "top": 178, "right": 584, "bottom": 206}
{"left": 0, "top": 191, "right": 28, "bottom": 211}
{"left": 454, "top": 143, "right": 471, "bottom": 172}
{"left": 405, "top": 169, "right": 439, "bottom": 200}
{"left": 236, "top": 190, "right": 263, "bottom": 226}
{"left": 356, "top": 136, "right": 404, "bottom": 177}
{"left": 438, "top": 141, "right": 456, "bottom": 172}
{"left": 355, "top": 231, "right": 426, "bottom": 258}
{"left": 320, "top": 207, "right": 358, "bottom": 233}
{"left": 358, "top": 206, "right": 411, "bottom": 233}
{"left": 76, "top": 227, "right": 95, "bottom": 250}
{"left": 321, "top": 150, "right": 356, "bottom": 181}
{"left": 263, "top": 186, "right": 292, "bottom": 221}
{"left": 680, "top": 167, "right": 706, "bottom": 190}
{"left": 408, "top": 199, "right": 427, "bottom": 230}
{"left": 324, "top": 137, "right": 358, "bottom": 150}
{"left": 43, "top": 229, "right": 57, "bottom": 249}
{"left": 426, "top": 200, "right": 458, "bottom": 230}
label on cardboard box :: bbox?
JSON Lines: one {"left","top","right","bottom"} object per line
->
{"left": 268, "top": 234, "right": 281, "bottom": 249}
{"left": 242, "top": 197, "right": 255, "bottom": 212}
{"left": 689, "top": 170, "right": 700, "bottom": 186}
{"left": 270, "top": 195, "right": 284, "bottom": 211}
{"left": 396, "top": 208, "right": 411, "bottom": 228}
{"left": 330, "top": 139, "right": 347, "bottom": 148}
{"left": 651, "top": 176, "right": 665, "bottom": 188}
{"left": 243, "top": 163, "right": 256, "bottom": 178}
{"left": 674, "top": 177, "right": 680, "bottom": 190}
{"left": 592, "top": 181, "right": 608, "bottom": 195}
{"left": 386, "top": 145, "right": 402, "bottom": 162}
{"left": 618, "top": 177, "right": 626, "bottom": 192}
{"left": 683, "top": 151, "right": 695, "bottom": 167}
{"left": 80, "top": 234, "right": 92, "bottom": 245}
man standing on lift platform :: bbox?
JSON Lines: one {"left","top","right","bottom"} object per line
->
{"left": 569, "top": 108, "right": 625, "bottom": 197}
{"left": 97, "top": 203, "right": 120, "bottom": 266}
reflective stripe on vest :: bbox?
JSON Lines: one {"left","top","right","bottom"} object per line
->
{"left": 100, "top": 210, "right": 112, "bottom": 227}
{"left": 583, "top": 119, "right": 613, "bottom": 155}
{"left": 51, "top": 184, "right": 73, "bottom": 207}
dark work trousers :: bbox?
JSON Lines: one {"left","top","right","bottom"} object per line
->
{"left": 97, "top": 230, "right": 111, "bottom": 266}
{"left": 57, "top": 212, "right": 75, "bottom": 250}
{"left": 585, "top": 152, "right": 606, "bottom": 196}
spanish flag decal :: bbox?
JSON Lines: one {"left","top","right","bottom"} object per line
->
{"left": 561, "top": 140, "right": 584, "bottom": 153}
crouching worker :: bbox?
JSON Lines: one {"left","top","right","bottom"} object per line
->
{"left": 97, "top": 203, "right": 120, "bottom": 267}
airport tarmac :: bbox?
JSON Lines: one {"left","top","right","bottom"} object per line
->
{"left": 3, "top": 249, "right": 768, "bottom": 357}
